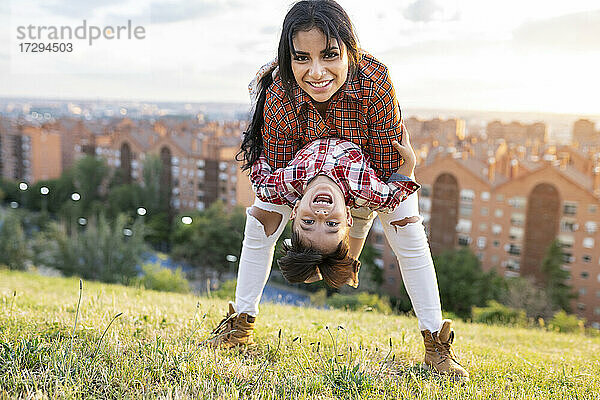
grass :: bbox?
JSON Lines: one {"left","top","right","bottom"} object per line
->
{"left": 1, "top": 269, "right": 599, "bottom": 399}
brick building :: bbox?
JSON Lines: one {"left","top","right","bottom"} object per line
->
{"left": 374, "top": 117, "right": 600, "bottom": 328}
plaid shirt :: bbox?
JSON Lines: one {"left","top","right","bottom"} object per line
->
{"left": 260, "top": 52, "right": 406, "bottom": 181}
{"left": 250, "top": 138, "right": 419, "bottom": 212}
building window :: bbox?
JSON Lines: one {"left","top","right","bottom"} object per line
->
{"left": 583, "top": 255, "right": 592, "bottom": 263}
{"left": 494, "top": 209, "right": 503, "bottom": 218}
{"left": 583, "top": 238, "right": 595, "bottom": 249}
{"left": 581, "top": 271, "right": 589, "bottom": 279}
{"left": 597, "top": 290, "right": 600, "bottom": 298}
{"left": 560, "top": 219, "right": 578, "bottom": 233}
{"left": 477, "top": 252, "right": 484, "bottom": 261}
{"left": 508, "top": 196, "right": 526, "bottom": 209}
{"left": 585, "top": 221, "right": 597, "bottom": 234}
{"left": 481, "top": 207, "right": 489, "bottom": 216}
{"left": 479, "top": 223, "right": 487, "bottom": 231}
{"left": 419, "top": 198, "right": 431, "bottom": 212}
{"left": 477, "top": 237, "right": 486, "bottom": 249}
{"left": 558, "top": 234, "right": 574, "bottom": 248}
{"left": 594, "top": 308, "right": 600, "bottom": 316}
{"left": 492, "top": 224, "right": 502, "bottom": 235}
{"left": 506, "top": 259, "right": 520, "bottom": 271}
{"left": 506, "top": 244, "right": 521, "bottom": 256}
{"left": 577, "top": 303, "right": 586, "bottom": 311}
{"left": 457, "top": 234, "right": 471, "bottom": 246}
{"left": 493, "top": 240, "right": 500, "bottom": 247}
{"left": 496, "top": 194, "right": 504, "bottom": 202}
{"left": 481, "top": 191, "right": 490, "bottom": 201}
{"left": 421, "top": 185, "right": 431, "bottom": 197}
{"left": 459, "top": 203, "right": 473, "bottom": 217}
{"left": 197, "top": 160, "right": 205, "bottom": 169}
{"left": 491, "top": 255, "right": 499, "bottom": 264}
{"left": 588, "top": 204, "right": 597, "bottom": 213}
{"left": 579, "top": 288, "right": 587, "bottom": 296}
{"left": 460, "top": 189, "right": 475, "bottom": 202}
{"left": 563, "top": 202, "right": 578, "bottom": 216}
{"left": 511, "top": 213, "right": 525, "bottom": 227}
{"left": 456, "top": 219, "right": 472, "bottom": 233}
{"left": 509, "top": 227, "right": 524, "bottom": 241}
{"left": 562, "top": 252, "right": 573, "bottom": 264}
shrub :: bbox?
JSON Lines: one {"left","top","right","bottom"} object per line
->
{"left": 309, "top": 289, "right": 328, "bottom": 307}
{"left": 212, "top": 279, "right": 237, "bottom": 299}
{"left": 136, "top": 262, "right": 190, "bottom": 293}
{"left": 326, "top": 292, "right": 392, "bottom": 314}
{"left": 472, "top": 300, "right": 527, "bottom": 326}
{"left": 548, "top": 310, "right": 585, "bottom": 333}
{"left": 0, "top": 211, "right": 30, "bottom": 270}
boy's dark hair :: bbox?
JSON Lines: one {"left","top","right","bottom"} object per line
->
{"left": 277, "top": 230, "right": 360, "bottom": 289}
{"left": 237, "top": 0, "right": 361, "bottom": 171}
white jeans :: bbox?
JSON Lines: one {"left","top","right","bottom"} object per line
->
{"left": 234, "top": 193, "right": 443, "bottom": 332}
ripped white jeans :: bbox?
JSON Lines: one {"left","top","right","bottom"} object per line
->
{"left": 234, "top": 193, "right": 443, "bottom": 332}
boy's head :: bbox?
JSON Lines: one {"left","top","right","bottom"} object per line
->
{"left": 277, "top": 231, "right": 360, "bottom": 288}
{"left": 279, "top": 174, "right": 360, "bottom": 288}
{"left": 290, "top": 174, "right": 353, "bottom": 254}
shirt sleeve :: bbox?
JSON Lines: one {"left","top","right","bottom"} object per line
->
{"left": 366, "top": 68, "right": 405, "bottom": 181}
{"left": 249, "top": 154, "right": 290, "bottom": 205}
{"left": 262, "top": 86, "right": 299, "bottom": 171}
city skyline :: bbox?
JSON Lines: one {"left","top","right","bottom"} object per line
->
{"left": 1, "top": 0, "right": 599, "bottom": 115}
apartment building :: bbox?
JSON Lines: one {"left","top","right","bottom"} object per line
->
{"left": 0, "top": 117, "right": 62, "bottom": 183}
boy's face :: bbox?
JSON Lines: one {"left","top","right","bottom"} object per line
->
{"left": 291, "top": 175, "right": 352, "bottom": 253}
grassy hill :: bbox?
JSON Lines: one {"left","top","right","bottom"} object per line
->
{"left": 1, "top": 270, "right": 599, "bottom": 399}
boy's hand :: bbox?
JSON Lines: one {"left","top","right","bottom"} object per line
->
{"left": 392, "top": 130, "right": 416, "bottom": 178}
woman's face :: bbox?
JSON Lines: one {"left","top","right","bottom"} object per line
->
{"left": 291, "top": 28, "right": 349, "bottom": 104}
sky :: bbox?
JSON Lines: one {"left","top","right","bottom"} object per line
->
{"left": 0, "top": 0, "right": 599, "bottom": 115}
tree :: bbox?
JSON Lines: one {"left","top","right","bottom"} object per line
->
{"left": 394, "top": 248, "right": 506, "bottom": 319}
{"left": 72, "top": 155, "right": 110, "bottom": 214}
{"left": 141, "top": 155, "right": 167, "bottom": 215}
{"left": 171, "top": 201, "right": 245, "bottom": 274}
{"left": 33, "top": 214, "right": 147, "bottom": 284}
{"left": 502, "top": 276, "right": 555, "bottom": 320}
{"left": 541, "top": 240, "right": 576, "bottom": 312}
{"left": 0, "top": 210, "right": 30, "bottom": 270}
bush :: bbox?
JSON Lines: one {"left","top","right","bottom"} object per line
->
{"left": 326, "top": 292, "right": 392, "bottom": 314}
{"left": 310, "top": 289, "right": 328, "bottom": 307}
{"left": 472, "top": 300, "right": 527, "bottom": 326}
{"left": 548, "top": 310, "right": 585, "bottom": 333}
{"left": 0, "top": 210, "right": 30, "bottom": 270}
{"left": 136, "top": 262, "right": 190, "bottom": 293}
{"left": 211, "top": 279, "right": 237, "bottom": 300}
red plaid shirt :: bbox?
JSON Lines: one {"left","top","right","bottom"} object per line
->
{"left": 261, "top": 52, "right": 406, "bottom": 181}
{"left": 251, "top": 138, "right": 419, "bottom": 212}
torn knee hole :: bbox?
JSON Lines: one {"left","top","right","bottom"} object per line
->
{"left": 390, "top": 216, "right": 420, "bottom": 229}
{"left": 249, "top": 206, "right": 283, "bottom": 237}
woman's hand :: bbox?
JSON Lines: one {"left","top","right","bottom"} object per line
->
{"left": 392, "top": 130, "right": 416, "bottom": 178}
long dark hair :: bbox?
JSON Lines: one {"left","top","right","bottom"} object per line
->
{"left": 277, "top": 231, "right": 360, "bottom": 289}
{"left": 237, "top": 0, "right": 361, "bottom": 171}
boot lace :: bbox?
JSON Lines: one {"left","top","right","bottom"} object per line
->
{"left": 433, "top": 331, "right": 463, "bottom": 366}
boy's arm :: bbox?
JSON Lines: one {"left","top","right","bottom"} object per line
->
{"left": 249, "top": 154, "right": 296, "bottom": 205}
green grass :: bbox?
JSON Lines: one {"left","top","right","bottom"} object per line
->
{"left": 1, "top": 269, "right": 599, "bottom": 399}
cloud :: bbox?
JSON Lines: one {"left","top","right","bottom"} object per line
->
{"left": 149, "top": 0, "right": 244, "bottom": 24}
{"left": 512, "top": 10, "right": 600, "bottom": 52}
{"left": 40, "top": 0, "right": 124, "bottom": 19}
{"left": 402, "top": 0, "right": 459, "bottom": 23}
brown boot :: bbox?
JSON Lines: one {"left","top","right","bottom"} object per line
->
{"left": 207, "top": 302, "right": 255, "bottom": 348}
{"left": 421, "top": 319, "right": 469, "bottom": 380}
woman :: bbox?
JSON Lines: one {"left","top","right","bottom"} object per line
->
{"left": 209, "top": 0, "right": 468, "bottom": 379}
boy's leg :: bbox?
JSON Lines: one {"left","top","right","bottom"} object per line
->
{"left": 377, "top": 192, "right": 442, "bottom": 331}
{"left": 235, "top": 197, "right": 291, "bottom": 316}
